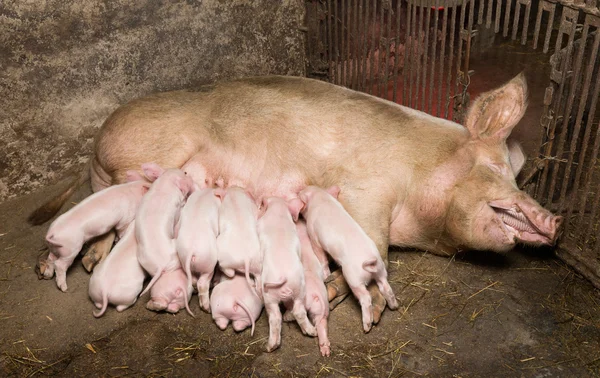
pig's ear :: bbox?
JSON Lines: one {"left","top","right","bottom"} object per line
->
{"left": 507, "top": 139, "right": 526, "bottom": 176}
{"left": 326, "top": 185, "right": 341, "bottom": 199}
{"left": 141, "top": 163, "right": 165, "bottom": 182}
{"left": 125, "top": 170, "right": 146, "bottom": 183}
{"left": 464, "top": 72, "right": 528, "bottom": 142}
{"left": 214, "top": 188, "right": 226, "bottom": 201}
{"left": 141, "top": 184, "right": 151, "bottom": 195}
{"left": 287, "top": 198, "right": 305, "bottom": 222}
{"left": 175, "top": 176, "right": 192, "bottom": 195}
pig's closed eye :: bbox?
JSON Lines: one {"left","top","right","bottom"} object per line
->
{"left": 488, "top": 163, "right": 509, "bottom": 177}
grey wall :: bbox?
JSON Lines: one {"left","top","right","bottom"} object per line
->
{"left": 0, "top": 0, "right": 306, "bottom": 201}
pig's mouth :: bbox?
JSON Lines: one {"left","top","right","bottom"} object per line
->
{"left": 489, "top": 204, "right": 553, "bottom": 245}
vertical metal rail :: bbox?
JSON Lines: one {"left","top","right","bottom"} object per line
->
{"left": 421, "top": 4, "right": 431, "bottom": 111}
{"left": 428, "top": 1, "right": 439, "bottom": 114}
{"left": 392, "top": 0, "right": 402, "bottom": 103}
{"left": 383, "top": 1, "right": 392, "bottom": 100}
{"left": 437, "top": 5, "right": 449, "bottom": 117}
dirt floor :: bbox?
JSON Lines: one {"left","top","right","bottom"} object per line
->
{"left": 0, "top": 175, "right": 599, "bottom": 378}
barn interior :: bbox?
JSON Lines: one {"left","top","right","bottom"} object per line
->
{"left": 1, "top": 1, "right": 599, "bottom": 376}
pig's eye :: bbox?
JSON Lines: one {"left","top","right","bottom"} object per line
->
{"left": 488, "top": 163, "right": 509, "bottom": 177}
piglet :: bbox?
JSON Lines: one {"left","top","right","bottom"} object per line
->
{"left": 259, "top": 196, "right": 316, "bottom": 352}
{"left": 210, "top": 273, "right": 264, "bottom": 335}
{"left": 176, "top": 187, "right": 221, "bottom": 312}
{"left": 88, "top": 223, "right": 146, "bottom": 317}
{"left": 283, "top": 220, "right": 331, "bottom": 356}
{"left": 215, "top": 186, "right": 262, "bottom": 294}
{"left": 298, "top": 185, "right": 399, "bottom": 333}
{"left": 135, "top": 163, "right": 195, "bottom": 316}
{"left": 44, "top": 176, "right": 150, "bottom": 291}
{"left": 146, "top": 268, "right": 193, "bottom": 314}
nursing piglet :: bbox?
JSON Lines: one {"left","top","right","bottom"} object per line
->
{"left": 44, "top": 177, "right": 150, "bottom": 291}
{"left": 210, "top": 274, "right": 264, "bottom": 336}
{"left": 176, "top": 188, "right": 221, "bottom": 312}
{"left": 135, "top": 163, "right": 195, "bottom": 315}
{"left": 298, "top": 186, "right": 398, "bottom": 333}
{"left": 215, "top": 186, "right": 262, "bottom": 293}
{"left": 283, "top": 220, "right": 331, "bottom": 356}
{"left": 88, "top": 223, "right": 146, "bottom": 317}
{"left": 259, "top": 197, "right": 316, "bottom": 352}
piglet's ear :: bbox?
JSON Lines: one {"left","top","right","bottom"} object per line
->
{"left": 141, "top": 162, "right": 165, "bottom": 182}
{"left": 464, "top": 72, "right": 528, "bottom": 142}
{"left": 175, "top": 176, "right": 193, "bottom": 195}
{"left": 126, "top": 170, "right": 147, "bottom": 183}
{"left": 287, "top": 198, "right": 304, "bottom": 222}
{"left": 141, "top": 184, "right": 151, "bottom": 195}
{"left": 326, "top": 185, "right": 341, "bottom": 199}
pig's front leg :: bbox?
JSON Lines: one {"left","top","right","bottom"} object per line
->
{"left": 326, "top": 183, "right": 394, "bottom": 323}
{"left": 82, "top": 231, "right": 116, "bottom": 272}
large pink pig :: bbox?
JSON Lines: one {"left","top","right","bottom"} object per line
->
{"left": 299, "top": 185, "right": 399, "bottom": 333}
{"left": 135, "top": 163, "right": 195, "bottom": 315}
{"left": 88, "top": 222, "right": 146, "bottom": 317}
{"left": 176, "top": 187, "right": 221, "bottom": 312}
{"left": 210, "top": 273, "right": 264, "bottom": 336}
{"left": 258, "top": 196, "right": 316, "bottom": 352}
{"left": 215, "top": 186, "right": 262, "bottom": 293}
{"left": 284, "top": 220, "right": 331, "bottom": 356}
{"left": 43, "top": 178, "right": 150, "bottom": 291}
{"left": 31, "top": 74, "right": 563, "bottom": 322}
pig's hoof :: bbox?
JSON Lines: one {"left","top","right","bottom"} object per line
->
{"left": 266, "top": 341, "right": 281, "bottom": 353}
{"left": 368, "top": 284, "right": 386, "bottom": 324}
{"left": 35, "top": 250, "right": 53, "bottom": 280}
{"left": 326, "top": 272, "right": 350, "bottom": 311}
{"left": 82, "top": 232, "right": 116, "bottom": 272}
{"left": 57, "top": 281, "right": 68, "bottom": 292}
{"left": 320, "top": 343, "right": 331, "bottom": 357}
{"left": 146, "top": 299, "right": 167, "bottom": 312}
{"left": 282, "top": 311, "right": 294, "bottom": 322}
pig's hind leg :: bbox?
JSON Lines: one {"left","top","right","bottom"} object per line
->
{"left": 290, "top": 298, "right": 317, "bottom": 337}
{"left": 53, "top": 256, "right": 74, "bottom": 292}
{"left": 348, "top": 283, "right": 374, "bottom": 333}
{"left": 264, "top": 299, "right": 283, "bottom": 352}
{"left": 197, "top": 270, "right": 214, "bottom": 313}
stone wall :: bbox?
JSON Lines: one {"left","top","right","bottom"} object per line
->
{"left": 0, "top": 0, "right": 306, "bottom": 201}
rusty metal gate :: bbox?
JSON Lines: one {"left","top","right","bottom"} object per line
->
{"left": 305, "top": 0, "right": 600, "bottom": 288}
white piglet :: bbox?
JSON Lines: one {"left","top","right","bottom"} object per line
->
{"left": 44, "top": 175, "right": 150, "bottom": 291}
{"left": 298, "top": 185, "right": 398, "bottom": 333}
{"left": 215, "top": 186, "right": 262, "bottom": 293}
{"left": 259, "top": 196, "right": 317, "bottom": 352}
{"left": 135, "top": 163, "right": 195, "bottom": 315}
{"left": 88, "top": 223, "right": 146, "bottom": 317}
{"left": 176, "top": 187, "right": 221, "bottom": 312}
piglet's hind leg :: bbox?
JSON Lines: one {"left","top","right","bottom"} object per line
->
{"left": 197, "top": 272, "right": 213, "bottom": 313}
{"left": 291, "top": 299, "right": 317, "bottom": 337}
{"left": 265, "top": 301, "right": 283, "bottom": 352}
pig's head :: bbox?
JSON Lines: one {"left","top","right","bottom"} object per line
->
{"left": 442, "top": 73, "right": 563, "bottom": 252}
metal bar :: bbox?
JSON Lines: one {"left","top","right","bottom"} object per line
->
{"left": 575, "top": 33, "right": 600, "bottom": 232}
{"left": 504, "top": 0, "right": 513, "bottom": 38}
{"left": 512, "top": 0, "right": 521, "bottom": 41}
{"left": 392, "top": 0, "right": 402, "bottom": 103}
{"left": 521, "top": 0, "right": 532, "bottom": 45}
{"left": 428, "top": 2, "right": 440, "bottom": 114}
{"left": 356, "top": 0, "right": 363, "bottom": 91}
{"left": 370, "top": 0, "right": 377, "bottom": 94}
{"left": 545, "top": 8, "right": 580, "bottom": 206}
{"left": 495, "top": 0, "right": 502, "bottom": 33}
{"left": 403, "top": 0, "right": 412, "bottom": 105}
{"left": 341, "top": 0, "right": 346, "bottom": 86}
{"left": 543, "top": 2, "right": 556, "bottom": 53}
{"left": 478, "top": 0, "right": 485, "bottom": 25}
{"left": 556, "top": 21, "right": 591, "bottom": 217}
{"left": 327, "top": 0, "right": 333, "bottom": 83}
{"left": 583, "top": 121, "right": 600, "bottom": 244}
{"left": 354, "top": 0, "right": 360, "bottom": 90}
{"left": 383, "top": 1, "right": 392, "bottom": 100}
{"left": 408, "top": 1, "right": 417, "bottom": 107}
{"left": 533, "top": 0, "right": 544, "bottom": 49}
{"left": 346, "top": 0, "right": 352, "bottom": 88}
{"left": 350, "top": 0, "right": 356, "bottom": 89}
{"left": 376, "top": 0, "right": 385, "bottom": 97}
{"left": 445, "top": 4, "right": 457, "bottom": 119}
{"left": 361, "top": 0, "right": 369, "bottom": 91}
{"left": 421, "top": 4, "right": 431, "bottom": 111}
{"left": 415, "top": 0, "right": 424, "bottom": 109}
{"left": 453, "top": 0, "right": 467, "bottom": 118}
{"left": 437, "top": 4, "right": 449, "bottom": 117}
{"left": 334, "top": 0, "right": 340, "bottom": 84}
{"left": 315, "top": 0, "right": 321, "bottom": 67}
{"left": 307, "top": 1, "right": 313, "bottom": 69}
{"left": 486, "top": 0, "right": 493, "bottom": 29}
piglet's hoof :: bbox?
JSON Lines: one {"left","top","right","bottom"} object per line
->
{"left": 326, "top": 270, "right": 350, "bottom": 311}
{"left": 35, "top": 250, "right": 51, "bottom": 280}
{"left": 82, "top": 231, "right": 116, "bottom": 272}
{"left": 146, "top": 298, "right": 168, "bottom": 312}
{"left": 368, "top": 283, "right": 386, "bottom": 325}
